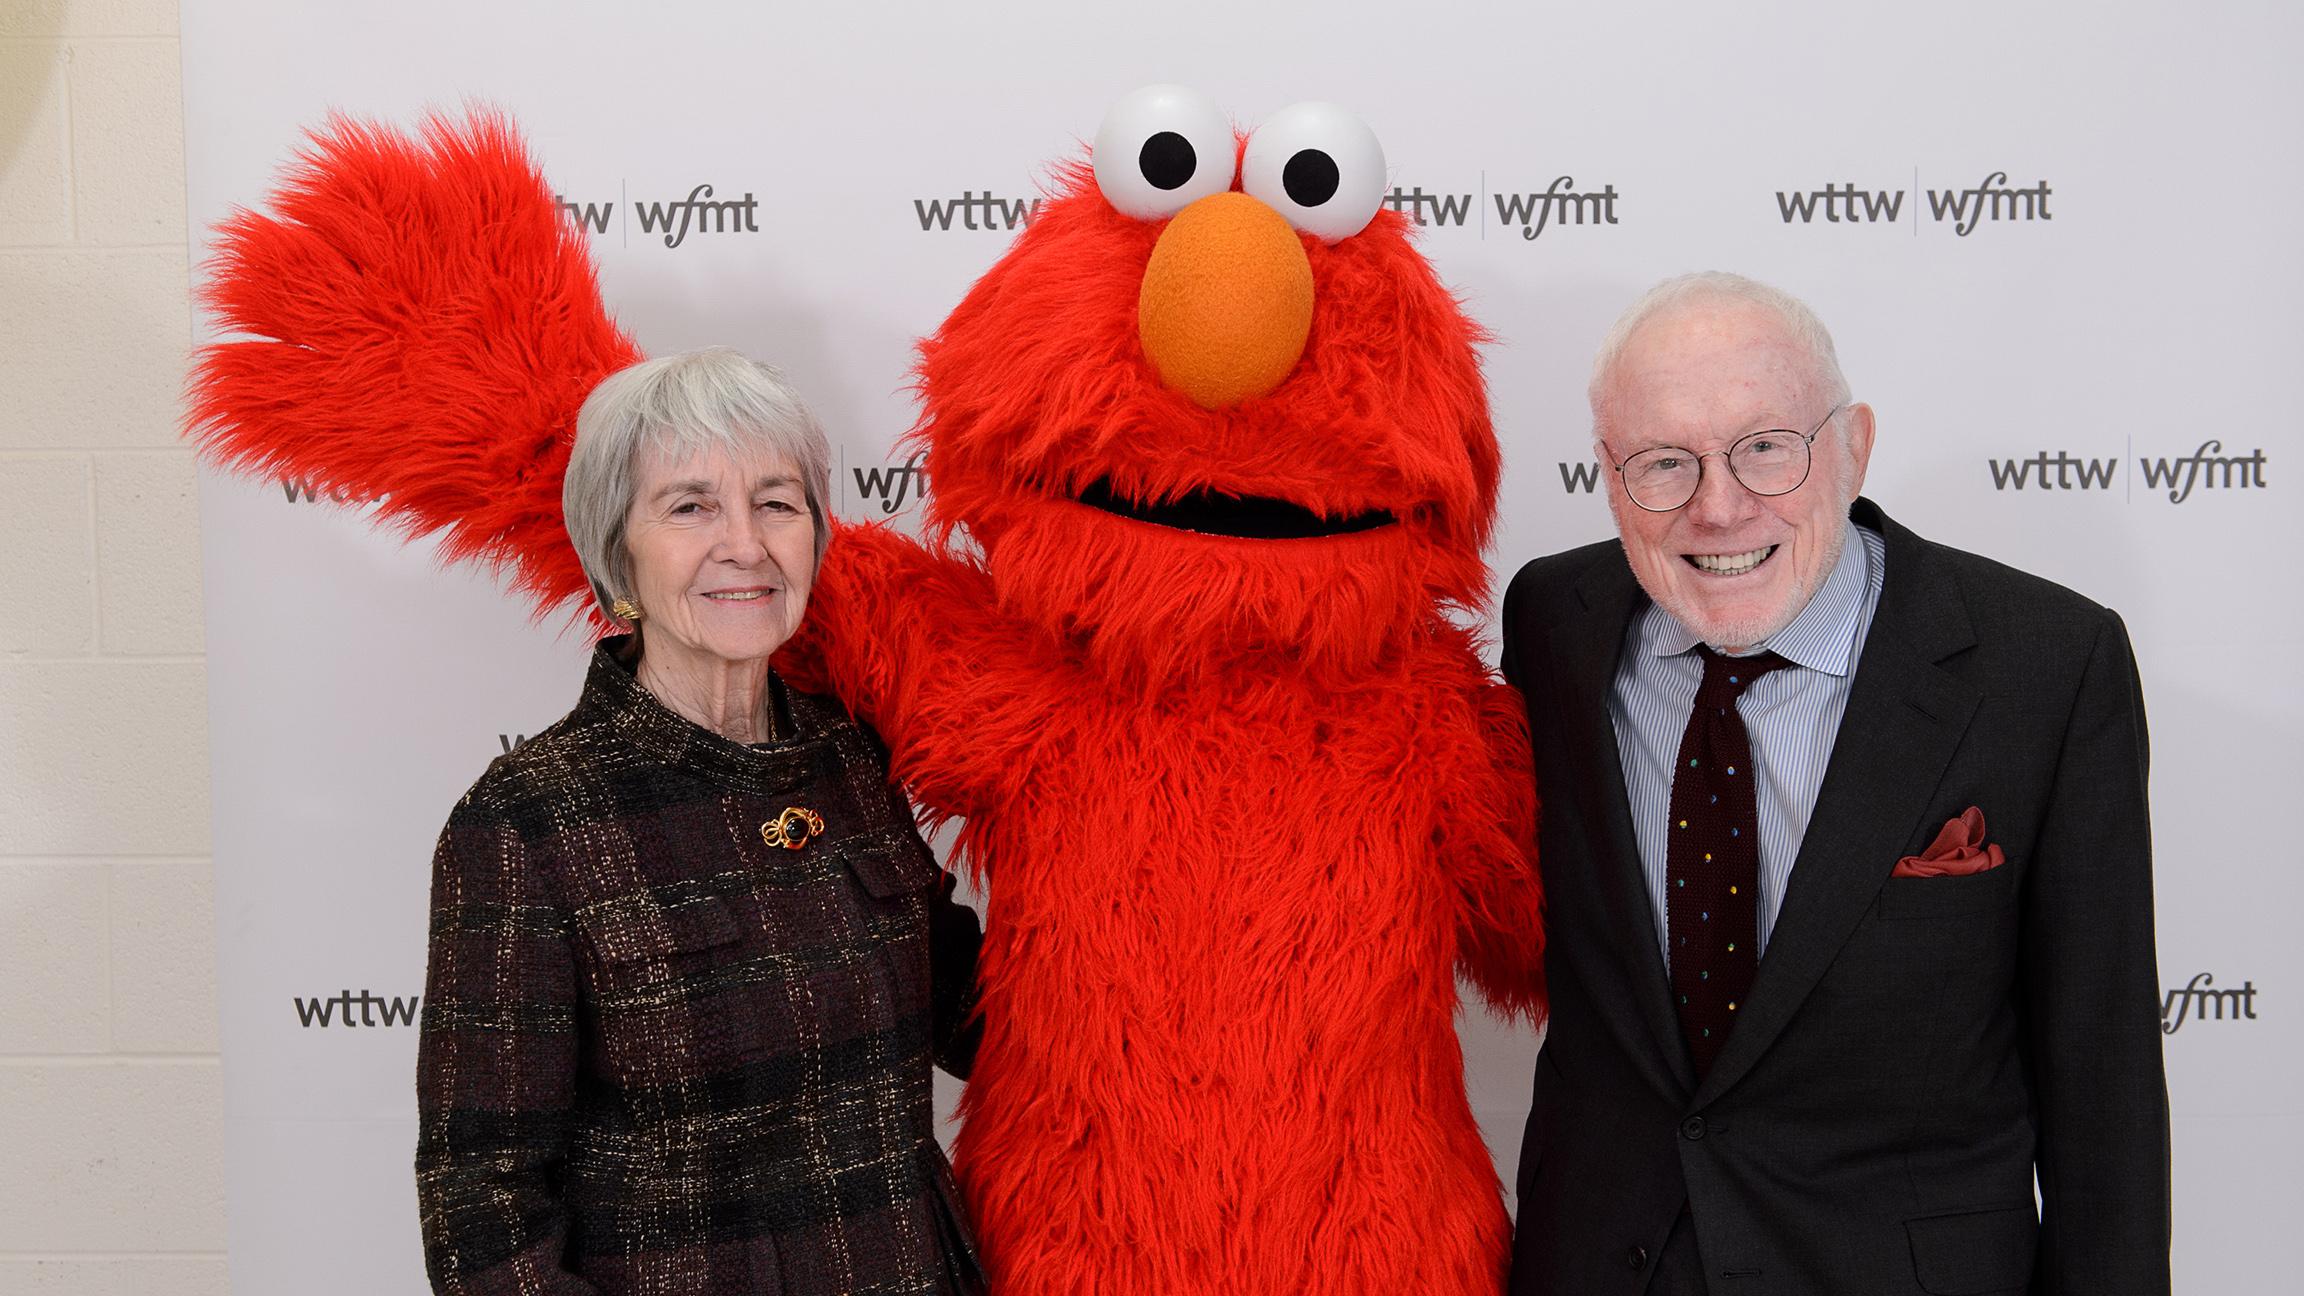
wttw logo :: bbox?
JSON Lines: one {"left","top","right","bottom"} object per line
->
{"left": 1986, "top": 452, "right": 2119, "bottom": 492}
{"left": 1382, "top": 186, "right": 1474, "bottom": 227}
{"left": 277, "top": 478, "right": 378, "bottom": 506}
{"left": 293, "top": 990, "right": 419, "bottom": 1028}
{"left": 913, "top": 192, "right": 1043, "bottom": 231}
{"left": 1775, "top": 183, "right": 1905, "bottom": 224}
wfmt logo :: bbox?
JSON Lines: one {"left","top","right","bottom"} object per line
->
{"left": 2162, "top": 973, "right": 2257, "bottom": 1034}
{"left": 1926, "top": 172, "right": 2052, "bottom": 236}
{"left": 293, "top": 990, "right": 419, "bottom": 1028}
{"left": 2137, "top": 441, "right": 2269, "bottom": 503}
{"left": 555, "top": 186, "right": 763, "bottom": 248}
{"left": 1494, "top": 176, "right": 1621, "bottom": 240}
{"left": 636, "top": 185, "right": 759, "bottom": 248}
{"left": 852, "top": 451, "right": 930, "bottom": 514}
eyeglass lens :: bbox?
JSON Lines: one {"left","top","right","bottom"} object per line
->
{"left": 1622, "top": 430, "right": 1812, "bottom": 510}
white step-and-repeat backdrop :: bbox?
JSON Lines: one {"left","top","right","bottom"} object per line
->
{"left": 183, "top": 2, "right": 2298, "bottom": 1290}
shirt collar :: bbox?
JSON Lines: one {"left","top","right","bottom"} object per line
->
{"left": 1645, "top": 519, "right": 1875, "bottom": 676}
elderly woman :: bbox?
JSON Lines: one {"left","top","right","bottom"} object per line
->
{"left": 414, "top": 349, "right": 985, "bottom": 1294}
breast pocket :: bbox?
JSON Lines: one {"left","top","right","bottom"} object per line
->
{"left": 1875, "top": 858, "right": 2019, "bottom": 921}
{"left": 585, "top": 896, "right": 744, "bottom": 969}
{"left": 578, "top": 895, "right": 767, "bottom": 1079}
{"left": 838, "top": 830, "right": 940, "bottom": 902}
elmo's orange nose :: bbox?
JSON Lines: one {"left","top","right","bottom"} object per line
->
{"left": 1137, "top": 192, "right": 1313, "bottom": 409}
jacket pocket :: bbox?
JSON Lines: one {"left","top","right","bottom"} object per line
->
{"left": 840, "top": 830, "right": 940, "bottom": 900}
{"left": 1875, "top": 858, "right": 2019, "bottom": 921}
{"left": 583, "top": 895, "right": 744, "bottom": 965}
{"left": 1904, "top": 1204, "right": 2036, "bottom": 1294}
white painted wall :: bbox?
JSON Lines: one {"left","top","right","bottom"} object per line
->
{"left": 0, "top": 2, "right": 226, "bottom": 1293}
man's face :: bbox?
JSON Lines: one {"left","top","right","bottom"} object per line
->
{"left": 1598, "top": 301, "right": 1875, "bottom": 651}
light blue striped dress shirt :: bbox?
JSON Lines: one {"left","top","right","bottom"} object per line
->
{"left": 1610, "top": 520, "right": 1887, "bottom": 965}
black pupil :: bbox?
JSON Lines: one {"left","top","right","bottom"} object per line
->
{"left": 1139, "top": 132, "right": 1197, "bottom": 192}
{"left": 1282, "top": 149, "right": 1340, "bottom": 207}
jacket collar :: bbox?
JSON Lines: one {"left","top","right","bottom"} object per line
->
{"left": 573, "top": 635, "right": 833, "bottom": 796}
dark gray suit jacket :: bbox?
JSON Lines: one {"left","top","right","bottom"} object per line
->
{"left": 1502, "top": 499, "right": 2169, "bottom": 1296}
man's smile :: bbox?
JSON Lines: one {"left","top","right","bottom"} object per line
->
{"left": 1685, "top": 545, "right": 1779, "bottom": 576}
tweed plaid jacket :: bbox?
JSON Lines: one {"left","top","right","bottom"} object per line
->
{"left": 416, "top": 640, "right": 985, "bottom": 1294}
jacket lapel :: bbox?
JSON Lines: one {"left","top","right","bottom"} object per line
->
{"left": 1693, "top": 502, "right": 1980, "bottom": 1107}
{"left": 1567, "top": 555, "right": 1700, "bottom": 1096}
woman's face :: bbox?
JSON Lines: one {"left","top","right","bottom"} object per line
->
{"left": 623, "top": 437, "right": 815, "bottom": 672}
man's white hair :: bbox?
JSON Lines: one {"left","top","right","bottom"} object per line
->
{"left": 1588, "top": 271, "right": 1852, "bottom": 449}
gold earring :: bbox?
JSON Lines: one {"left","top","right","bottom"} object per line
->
{"left": 610, "top": 596, "right": 643, "bottom": 623}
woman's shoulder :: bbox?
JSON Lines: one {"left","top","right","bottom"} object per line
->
{"left": 444, "top": 706, "right": 611, "bottom": 835}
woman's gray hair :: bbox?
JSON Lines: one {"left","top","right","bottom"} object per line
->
{"left": 564, "top": 348, "right": 832, "bottom": 626}
{"left": 1589, "top": 271, "right": 1853, "bottom": 448}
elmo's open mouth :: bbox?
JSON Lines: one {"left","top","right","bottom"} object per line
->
{"left": 1075, "top": 478, "right": 1396, "bottom": 540}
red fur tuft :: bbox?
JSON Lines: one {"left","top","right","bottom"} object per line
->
{"left": 186, "top": 110, "right": 639, "bottom": 620}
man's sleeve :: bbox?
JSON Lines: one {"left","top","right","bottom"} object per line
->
{"left": 2025, "top": 608, "right": 2171, "bottom": 1295}
{"left": 413, "top": 802, "right": 599, "bottom": 1295}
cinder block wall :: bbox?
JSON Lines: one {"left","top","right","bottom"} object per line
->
{"left": 1, "top": 2, "right": 227, "bottom": 1292}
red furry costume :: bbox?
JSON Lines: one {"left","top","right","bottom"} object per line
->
{"left": 188, "top": 95, "right": 1544, "bottom": 1295}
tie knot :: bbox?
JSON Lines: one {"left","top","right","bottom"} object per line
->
{"left": 1697, "top": 647, "right": 1791, "bottom": 700}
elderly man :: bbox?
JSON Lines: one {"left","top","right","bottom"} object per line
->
{"left": 1502, "top": 272, "right": 2169, "bottom": 1296}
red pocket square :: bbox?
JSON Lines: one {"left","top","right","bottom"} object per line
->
{"left": 1893, "top": 806, "right": 2007, "bottom": 878}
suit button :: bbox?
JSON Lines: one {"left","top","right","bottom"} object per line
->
{"left": 1626, "top": 1246, "right": 1648, "bottom": 1271}
{"left": 1680, "top": 1116, "right": 1707, "bottom": 1141}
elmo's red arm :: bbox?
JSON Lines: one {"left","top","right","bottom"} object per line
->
{"left": 1425, "top": 630, "right": 1547, "bottom": 1024}
{"left": 777, "top": 518, "right": 1031, "bottom": 830}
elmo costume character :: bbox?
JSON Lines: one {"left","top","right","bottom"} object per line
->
{"left": 188, "top": 87, "right": 1544, "bottom": 1295}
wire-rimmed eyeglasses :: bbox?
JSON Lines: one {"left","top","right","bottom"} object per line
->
{"left": 1606, "top": 404, "right": 1846, "bottom": 513}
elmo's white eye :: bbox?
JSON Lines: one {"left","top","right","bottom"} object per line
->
{"left": 1240, "top": 101, "right": 1386, "bottom": 243}
{"left": 1092, "top": 85, "right": 1236, "bottom": 221}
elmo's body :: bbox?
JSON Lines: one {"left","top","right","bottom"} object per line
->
{"left": 779, "top": 90, "right": 1545, "bottom": 1294}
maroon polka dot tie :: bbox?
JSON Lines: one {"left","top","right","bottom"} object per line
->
{"left": 1669, "top": 648, "right": 1792, "bottom": 1077}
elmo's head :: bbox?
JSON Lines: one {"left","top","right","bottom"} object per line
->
{"left": 915, "top": 86, "right": 1498, "bottom": 687}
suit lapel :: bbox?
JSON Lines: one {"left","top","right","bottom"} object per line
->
{"left": 1693, "top": 503, "right": 1981, "bottom": 1107}
{"left": 1567, "top": 556, "right": 1699, "bottom": 1096}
